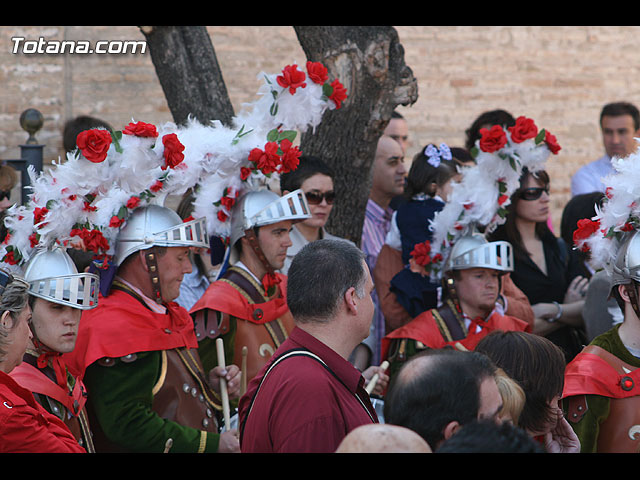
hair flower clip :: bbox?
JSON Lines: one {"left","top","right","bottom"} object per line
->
{"left": 425, "top": 143, "right": 452, "bottom": 167}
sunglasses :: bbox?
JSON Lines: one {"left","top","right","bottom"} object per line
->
{"left": 305, "top": 190, "right": 335, "bottom": 205}
{"left": 0, "top": 190, "right": 10, "bottom": 201}
{"left": 519, "top": 186, "right": 550, "bottom": 201}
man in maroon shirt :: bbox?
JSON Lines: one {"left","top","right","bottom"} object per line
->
{"left": 238, "top": 239, "right": 389, "bottom": 453}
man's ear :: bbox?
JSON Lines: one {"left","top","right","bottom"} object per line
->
{"left": 442, "top": 420, "right": 462, "bottom": 443}
{"left": 138, "top": 250, "right": 150, "bottom": 272}
{"left": 344, "top": 286, "right": 358, "bottom": 315}
{"left": 0, "top": 310, "right": 11, "bottom": 329}
{"left": 619, "top": 283, "right": 632, "bottom": 303}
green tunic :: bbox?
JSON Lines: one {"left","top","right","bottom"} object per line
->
{"left": 85, "top": 350, "right": 221, "bottom": 453}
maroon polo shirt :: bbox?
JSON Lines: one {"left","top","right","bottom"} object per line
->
{"left": 238, "top": 326, "right": 378, "bottom": 453}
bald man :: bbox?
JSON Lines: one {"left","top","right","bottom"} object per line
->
{"left": 336, "top": 424, "right": 432, "bottom": 453}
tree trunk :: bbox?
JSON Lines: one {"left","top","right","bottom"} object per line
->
{"left": 139, "top": 26, "right": 235, "bottom": 127}
{"left": 293, "top": 26, "right": 418, "bottom": 245}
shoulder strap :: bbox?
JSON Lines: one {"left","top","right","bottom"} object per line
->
{"left": 239, "top": 348, "right": 375, "bottom": 444}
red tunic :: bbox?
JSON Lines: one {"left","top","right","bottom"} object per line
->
{"left": 190, "top": 268, "right": 294, "bottom": 381}
{"left": 238, "top": 327, "right": 377, "bottom": 453}
{"left": 381, "top": 308, "right": 530, "bottom": 361}
{"left": 0, "top": 370, "right": 86, "bottom": 453}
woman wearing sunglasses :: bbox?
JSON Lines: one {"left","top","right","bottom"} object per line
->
{"left": 279, "top": 155, "right": 348, "bottom": 275}
{"left": 488, "top": 168, "right": 588, "bottom": 362}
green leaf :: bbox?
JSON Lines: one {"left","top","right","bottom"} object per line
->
{"left": 535, "top": 128, "right": 546, "bottom": 144}
{"left": 470, "top": 146, "right": 479, "bottom": 158}
{"left": 117, "top": 206, "right": 127, "bottom": 219}
{"left": 278, "top": 130, "right": 297, "bottom": 143}
{"left": 110, "top": 129, "right": 123, "bottom": 154}
{"left": 267, "top": 128, "right": 279, "bottom": 143}
{"left": 322, "top": 83, "right": 334, "bottom": 98}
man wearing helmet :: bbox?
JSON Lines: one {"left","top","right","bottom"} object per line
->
{"left": 65, "top": 205, "right": 241, "bottom": 453}
{"left": 190, "top": 189, "right": 310, "bottom": 386}
{"left": 563, "top": 230, "right": 640, "bottom": 452}
{"left": 10, "top": 248, "right": 99, "bottom": 452}
{"left": 381, "top": 234, "right": 531, "bottom": 378}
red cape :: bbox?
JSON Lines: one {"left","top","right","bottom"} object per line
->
{"left": 381, "top": 309, "right": 530, "bottom": 360}
{"left": 64, "top": 288, "right": 198, "bottom": 376}
{"left": 563, "top": 349, "right": 640, "bottom": 400}
{"left": 190, "top": 272, "right": 290, "bottom": 325}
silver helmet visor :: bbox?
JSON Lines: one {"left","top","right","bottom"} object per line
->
{"left": 29, "top": 272, "right": 99, "bottom": 310}
{"left": 244, "top": 189, "right": 310, "bottom": 230}
{"left": 119, "top": 216, "right": 210, "bottom": 250}
{"left": 449, "top": 240, "right": 514, "bottom": 273}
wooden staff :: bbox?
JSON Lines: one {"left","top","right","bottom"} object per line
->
{"left": 216, "top": 338, "right": 231, "bottom": 429}
{"left": 240, "top": 346, "right": 248, "bottom": 397}
{"left": 365, "top": 360, "right": 389, "bottom": 395}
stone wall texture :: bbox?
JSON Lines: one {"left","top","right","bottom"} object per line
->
{"left": 2, "top": 26, "right": 640, "bottom": 230}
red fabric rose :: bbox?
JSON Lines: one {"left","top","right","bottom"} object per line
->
{"left": 306, "top": 61, "right": 328, "bottom": 85}
{"left": 498, "top": 194, "right": 509, "bottom": 205}
{"left": 544, "top": 130, "right": 562, "bottom": 154}
{"left": 122, "top": 121, "right": 159, "bottom": 138}
{"left": 508, "top": 116, "right": 538, "bottom": 143}
{"left": 240, "top": 167, "right": 252, "bottom": 181}
{"left": 279, "top": 139, "right": 301, "bottom": 173}
{"left": 572, "top": 218, "right": 600, "bottom": 251}
{"left": 109, "top": 215, "right": 125, "bottom": 228}
{"left": 70, "top": 228, "right": 110, "bottom": 254}
{"left": 479, "top": 125, "right": 508, "bottom": 153}
{"left": 217, "top": 210, "right": 228, "bottom": 222}
{"left": 149, "top": 180, "right": 163, "bottom": 192}
{"left": 410, "top": 241, "right": 432, "bottom": 266}
{"left": 220, "top": 196, "right": 236, "bottom": 210}
{"left": 329, "top": 79, "right": 347, "bottom": 109}
{"left": 277, "top": 64, "right": 307, "bottom": 95}
{"left": 248, "top": 142, "right": 281, "bottom": 175}
{"left": 76, "top": 129, "right": 112, "bottom": 163}
{"left": 33, "top": 207, "right": 48, "bottom": 227}
{"left": 621, "top": 222, "right": 635, "bottom": 232}
{"left": 3, "top": 250, "right": 18, "bottom": 265}
{"left": 126, "top": 196, "right": 140, "bottom": 209}
{"left": 29, "top": 233, "right": 38, "bottom": 248}
{"left": 162, "top": 133, "right": 185, "bottom": 170}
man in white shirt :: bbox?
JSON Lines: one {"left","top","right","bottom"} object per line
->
{"left": 571, "top": 102, "right": 640, "bottom": 196}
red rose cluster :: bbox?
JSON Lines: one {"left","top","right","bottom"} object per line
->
{"left": 277, "top": 62, "right": 348, "bottom": 109}
{"left": 247, "top": 138, "right": 301, "bottom": 177}
{"left": 572, "top": 218, "right": 601, "bottom": 252}
{"left": 478, "top": 116, "right": 561, "bottom": 155}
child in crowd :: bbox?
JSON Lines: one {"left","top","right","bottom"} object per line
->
{"left": 385, "top": 143, "right": 468, "bottom": 318}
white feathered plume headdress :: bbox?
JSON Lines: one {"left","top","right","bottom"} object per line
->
{"left": 409, "top": 116, "right": 562, "bottom": 281}
{"left": 0, "top": 61, "right": 347, "bottom": 273}
{"left": 572, "top": 141, "right": 640, "bottom": 276}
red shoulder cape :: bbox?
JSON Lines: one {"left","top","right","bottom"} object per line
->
{"left": 563, "top": 348, "right": 640, "bottom": 400}
{"left": 189, "top": 272, "right": 289, "bottom": 325}
{"left": 381, "top": 309, "right": 530, "bottom": 360}
{"left": 63, "top": 288, "right": 198, "bottom": 376}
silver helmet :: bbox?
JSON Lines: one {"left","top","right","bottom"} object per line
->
{"left": 611, "top": 230, "right": 640, "bottom": 288}
{"left": 445, "top": 233, "right": 514, "bottom": 274}
{"left": 22, "top": 247, "right": 99, "bottom": 310}
{"left": 229, "top": 188, "right": 311, "bottom": 247}
{"left": 114, "top": 204, "right": 209, "bottom": 266}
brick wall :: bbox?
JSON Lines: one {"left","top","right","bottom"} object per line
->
{"left": 2, "top": 26, "right": 639, "bottom": 230}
